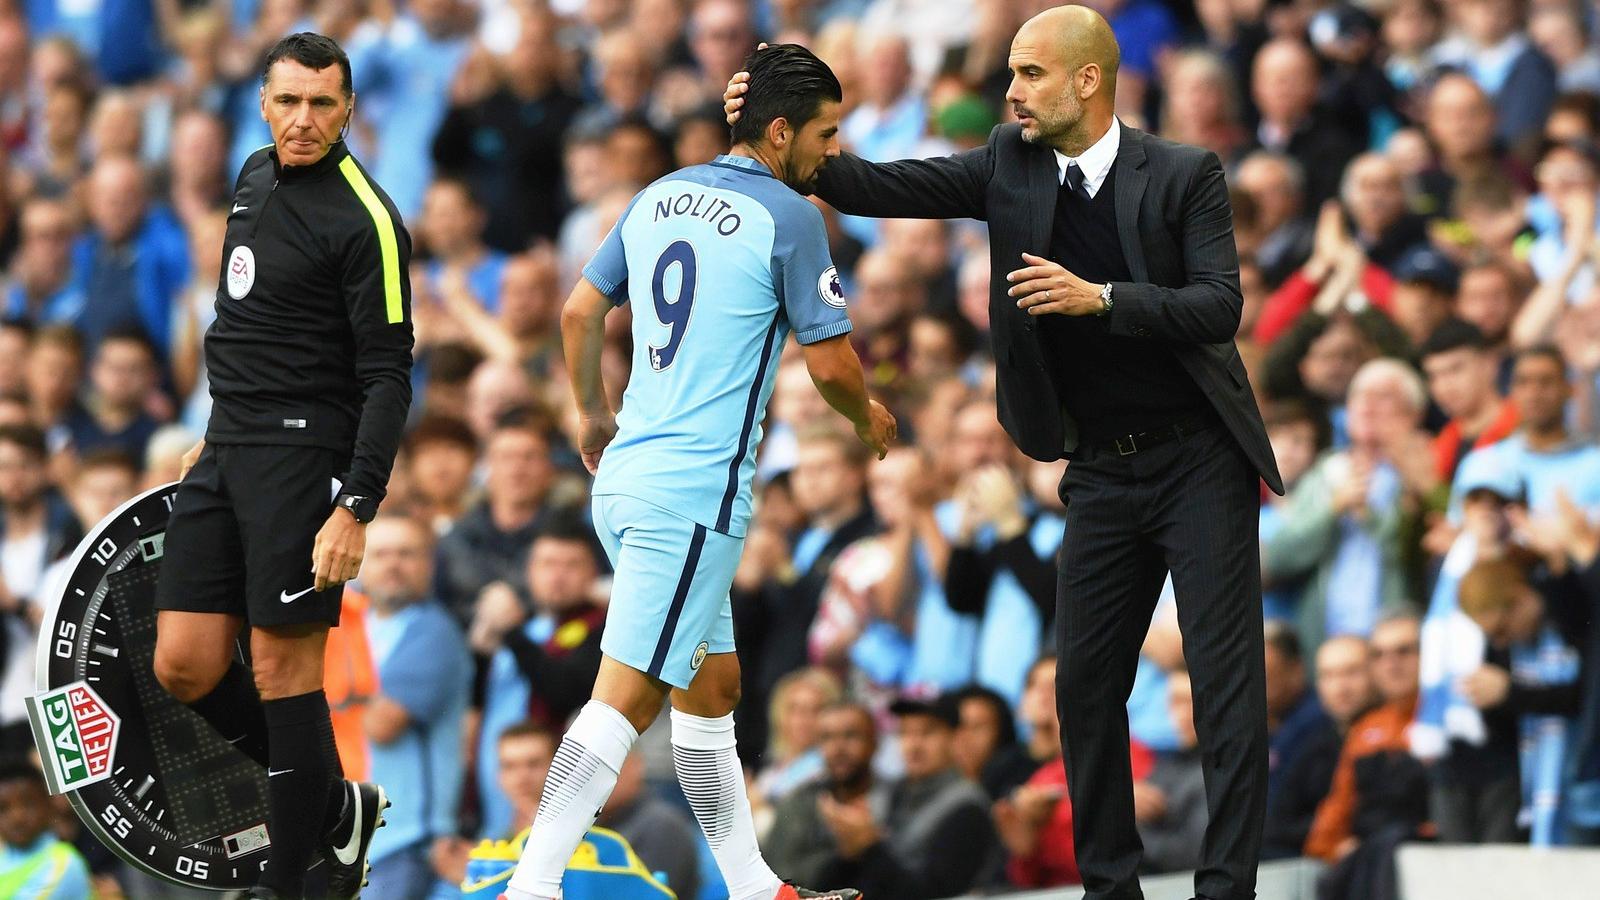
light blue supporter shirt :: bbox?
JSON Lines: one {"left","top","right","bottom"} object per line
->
{"left": 585, "top": 155, "right": 853, "bottom": 538}
{"left": 364, "top": 601, "right": 472, "bottom": 866}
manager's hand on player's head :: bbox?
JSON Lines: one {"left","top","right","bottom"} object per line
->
{"left": 312, "top": 507, "right": 365, "bottom": 591}
{"left": 722, "top": 42, "right": 766, "bottom": 126}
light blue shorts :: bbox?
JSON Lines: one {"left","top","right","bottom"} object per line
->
{"left": 592, "top": 493, "right": 740, "bottom": 689}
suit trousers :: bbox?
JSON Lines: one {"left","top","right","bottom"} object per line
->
{"left": 1055, "top": 422, "right": 1267, "bottom": 900}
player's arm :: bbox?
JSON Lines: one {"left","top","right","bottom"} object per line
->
{"left": 802, "top": 336, "right": 894, "bottom": 459}
{"left": 562, "top": 278, "right": 616, "bottom": 475}
{"left": 776, "top": 202, "right": 896, "bottom": 457}
{"left": 565, "top": 197, "right": 638, "bottom": 474}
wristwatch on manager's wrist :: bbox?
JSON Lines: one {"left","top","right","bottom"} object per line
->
{"left": 1097, "top": 282, "right": 1114, "bottom": 316}
{"left": 335, "top": 492, "right": 378, "bottom": 524}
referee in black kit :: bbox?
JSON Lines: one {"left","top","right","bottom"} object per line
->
{"left": 150, "top": 33, "right": 412, "bottom": 900}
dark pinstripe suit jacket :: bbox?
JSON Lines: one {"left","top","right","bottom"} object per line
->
{"left": 815, "top": 121, "right": 1284, "bottom": 495}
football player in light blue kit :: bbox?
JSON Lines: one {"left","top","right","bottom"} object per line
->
{"left": 501, "top": 45, "right": 895, "bottom": 900}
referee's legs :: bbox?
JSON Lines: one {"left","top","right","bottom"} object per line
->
{"left": 252, "top": 623, "right": 346, "bottom": 897}
{"left": 153, "top": 610, "right": 270, "bottom": 766}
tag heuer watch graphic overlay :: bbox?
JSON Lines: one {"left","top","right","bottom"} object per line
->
{"left": 28, "top": 484, "right": 274, "bottom": 891}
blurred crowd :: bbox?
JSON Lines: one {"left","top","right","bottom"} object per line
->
{"left": 0, "top": 0, "right": 1599, "bottom": 898}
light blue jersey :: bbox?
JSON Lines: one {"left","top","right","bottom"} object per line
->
{"left": 584, "top": 155, "right": 852, "bottom": 539}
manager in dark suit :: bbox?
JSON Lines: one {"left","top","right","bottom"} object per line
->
{"left": 727, "top": 7, "right": 1284, "bottom": 900}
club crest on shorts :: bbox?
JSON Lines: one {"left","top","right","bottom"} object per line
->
{"left": 690, "top": 641, "right": 709, "bottom": 670}
{"left": 818, "top": 266, "right": 846, "bottom": 308}
{"left": 226, "top": 245, "right": 256, "bottom": 300}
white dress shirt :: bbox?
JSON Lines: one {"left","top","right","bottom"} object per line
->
{"left": 1053, "top": 120, "right": 1122, "bottom": 199}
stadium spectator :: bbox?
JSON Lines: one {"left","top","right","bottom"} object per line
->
{"left": 1137, "top": 670, "right": 1207, "bottom": 875}
{"left": 1419, "top": 319, "right": 1519, "bottom": 482}
{"left": 402, "top": 415, "right": 479, "bottom": 535}
{"left": 1264, "top": 623, "right": 1323, "bottom": 803}
{"left": 1385, "top": 245, "right": 1459, "bottom": 349}
{"left": 1435, "top": 0, "right": 1557, "bottom": 155}
{"left": 596, "top": 751, "right": 703, "bottom": 900}
{"left": 0, "top": 757, "right": 92, "bottom": 897}
{"left": 345, "top": 0, "right": 473, "bottom": 220}
{"left": 1306, "top": 615, "right": 1429, "bottom": 900}
{"left": 431, "top": 7, "right": 580, "bottom": 250}
{"left": 1234, "top": 151, "right": 1313, "bottom": 288}
{"left": 0, "top": 422, "right": 80, "bottom": 613}
{"left": 432, "top": 721, "right": 558, "bottom": 886}
{"left": 1262, "top": 635, "right": 1375, "bottom": 859}
{"left": 758, "top": 667, "right": 842, "bottom": 805}
{"left": 433, "top": 409, "right": 558, "bottom": 623}
{"left": 948, "top": 684, "right": 1033, "bottom": 801}
{"left": 810, "top": 693, "right": 996, "bottom": 899}
{"left": 1249, "top": 39, "right": 1362, "bottom": 205}
{"left": 1264, "top": 358, "right": 1432, "bottom": 652}
{"left": 67, "top": 155, "right": 189, "bottom": 359}
{"left": 419, "top": 177, "right": 508, "bottom": 313}
{"left": 735, "top": 427, "right": 874, "bottom": 762}
{"left": 359, "top": 515, "right": 473, "bottom": 900}
{"left": 471, "top": 517, "right": 606, "bottom": 840}
{"left": 3, "top": 197, "right": 81, "bottom": 322}
{"left": 764, "top": 701, "right": 888, "bottom": 886}
{"left": 65, "top": 328, "right": 161, "bottom": 461}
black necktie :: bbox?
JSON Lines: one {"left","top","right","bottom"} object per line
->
{"left": 1064, "top": 161, "right": 1091, "bottom": 201}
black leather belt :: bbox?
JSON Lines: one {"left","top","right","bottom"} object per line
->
{"left": 1092, "top": 415, "right": 1218, "bottom": 456}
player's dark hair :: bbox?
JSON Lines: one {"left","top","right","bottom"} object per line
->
{"left": 0, "top": 757, "right": 46, "bottom": 791}
{"left": 729, "top": 44, "right": 843, "bottom": 146}
{"left": 0, "top": 423, "right": 48, "bottom": 460}
{"left": 263, "top": 32, "right": 353, "bottom": 98}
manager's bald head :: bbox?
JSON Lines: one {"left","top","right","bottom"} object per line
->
{"left": 1007, "top": 5, "right": 1120, "bottom": 154}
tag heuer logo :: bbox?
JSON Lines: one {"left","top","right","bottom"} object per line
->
{"left": 31, "top": 682, "right": 120, "bottom": 793}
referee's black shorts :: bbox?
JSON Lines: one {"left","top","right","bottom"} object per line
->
{"left": 154, "top": 443, "right": 345, "bottom": 628}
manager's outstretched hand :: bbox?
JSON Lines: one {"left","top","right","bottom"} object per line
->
{"left": 1007, "top": 253, "right": 1108, "bottom": 317}
{"left": 723, "top": 43, "right": 767, "bottom": 125}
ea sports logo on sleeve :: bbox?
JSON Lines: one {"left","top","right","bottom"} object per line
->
{"left": 818, "top": 266, "right": 846, "bottom": 308}
{"left": 30, "top": 682, "right": 121, "bottom": 794}
{"left": 226, "top": 245, "right": 256, "bottom": 299}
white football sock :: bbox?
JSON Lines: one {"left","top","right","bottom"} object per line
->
{"left": 506, "top": 700, "right": 638, "bottom": 899}
{"left": 671, "top": 708, "right": 783, "bottom": 900}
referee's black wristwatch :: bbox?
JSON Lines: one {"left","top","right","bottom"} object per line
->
{"left": 335, "top": 492, "right": 379, "bottom": 524}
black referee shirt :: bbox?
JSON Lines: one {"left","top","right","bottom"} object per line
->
{"left": 206, "top": 140, "right": 414, "bottom": 504}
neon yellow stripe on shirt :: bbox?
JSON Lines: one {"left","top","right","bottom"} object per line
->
{"left": 337, "top": 156, "right": 404, "bottom": 324}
